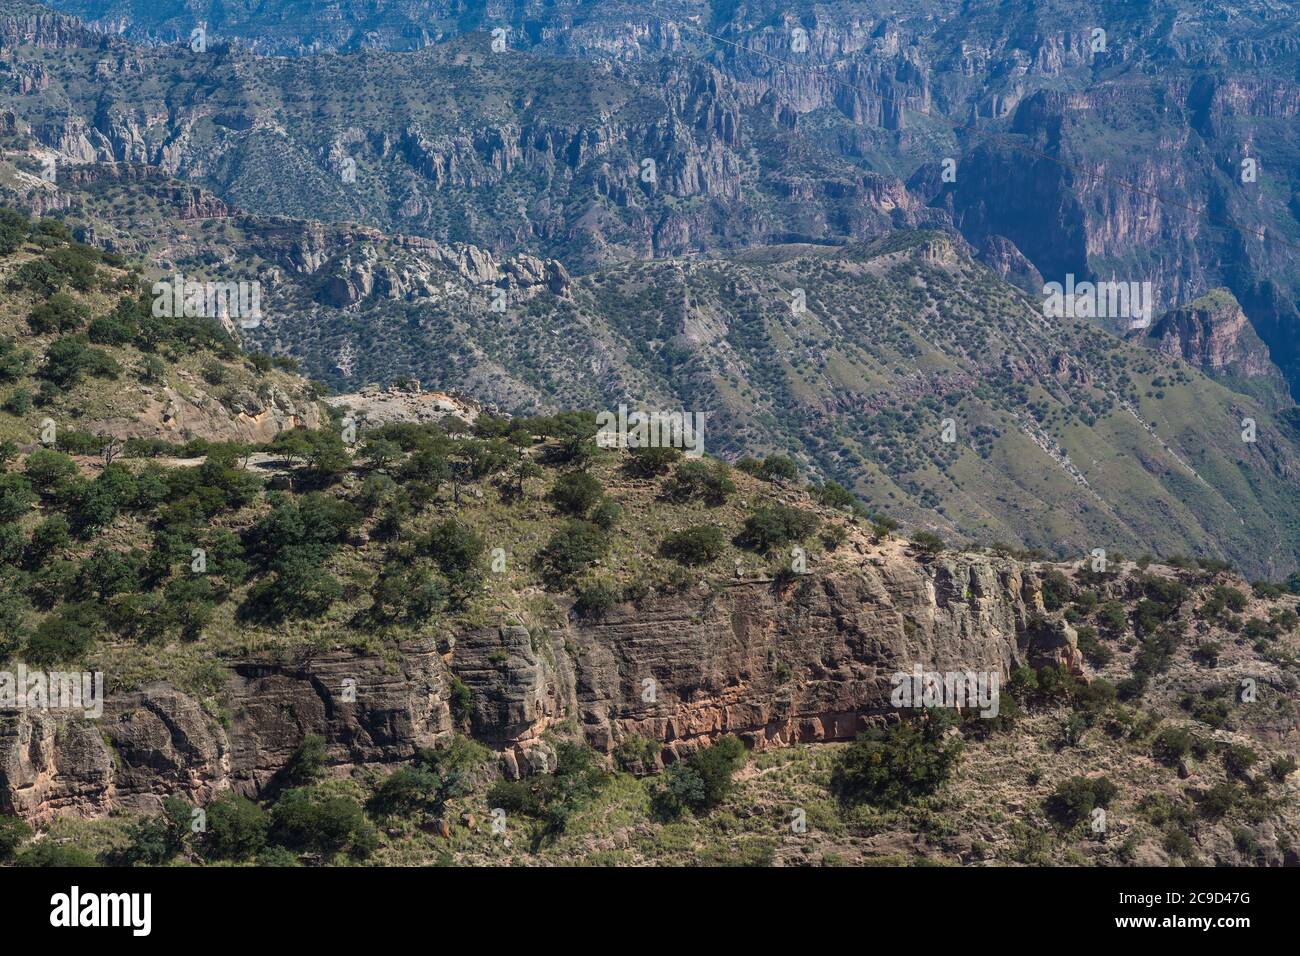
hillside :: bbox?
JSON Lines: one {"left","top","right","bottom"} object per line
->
{"left": 0, "top": 239, "right": 1298, "bottom": 866}
{"left": 11, "top": 163, "right": 1300, "bottom": 576}
{"left": 15, "top": 0, "right": 1300, "bottom": 400}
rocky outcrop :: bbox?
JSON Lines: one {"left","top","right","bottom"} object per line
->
{"left": 1148, "top": 289, "right": 1282, "bottom": 380}
{"left": 0, "top": 551, "right": 1060, "bottom": 818}
{"left": 976, "top": 234, "right": 1045, "bottom": 295}
{"left": 89, "top": 379, "right": 323, "bottom": 445}
{"left": 60, "top": 163, "right": 237, "bottom": 220}
{"left": 325, "top": 385, "right": 481, "bottom": 428}
{"left": 1, "top": 644, "right": 451, "bottom": 821}
{"left": 571, "top": 556, "right": 1048, "bottom": 758}
{"left": 0, "top": 8, "right": 99, "bottom": 51}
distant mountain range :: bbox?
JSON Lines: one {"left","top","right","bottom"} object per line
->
{"left": 2, "top": 0, "right": 1299, "bottom": 575}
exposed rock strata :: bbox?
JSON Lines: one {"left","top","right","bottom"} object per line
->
{"left": 1, "top": 553, "right": 1064, "bottom": 820}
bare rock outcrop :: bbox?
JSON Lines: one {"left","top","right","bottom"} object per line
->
{"left": 1, "top": 644, "right": 452, "bottom": 822}
{"left": 0, "top": 552, "right": 1058, "bottom": 819}
{"left": 1148, "top": 288, "right": 1283, "bottom": 380}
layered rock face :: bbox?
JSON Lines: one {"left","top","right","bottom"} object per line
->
{"left": 1146, "top": 288, "right": 1291, "bottom": 408}
{"left": 0, "top": 552, "right": 1053, "bottom": 820}
{"left": 568, "top": 559, "right": 1042, "bottom": 758}
{"left": 1149, "top": 289, "right": 1280, "bottom": 377}
{"left": 0, "top": 645, "right": 451, "bottom": 820}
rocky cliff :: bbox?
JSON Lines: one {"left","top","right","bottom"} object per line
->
{"left": 0, "top": 550, "right": 1058, "bottom": 821}
{"left": 1147, "top": 289, "right": 1289, "bottom": 409}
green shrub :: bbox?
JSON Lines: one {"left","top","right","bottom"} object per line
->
{"left": 1152, "top": 727, "right": 1195, "bottom": 767}
{"left": 758, "top": 455, "right": 799, "bottom": 482}
{"left": 539, "top": 520, "right": 609, "bottom": 584}
{"left": 486, "top": 741, "right": 610, "bottom": 838}
{"left": 830, "top": 718, "right": 962, "bottom": 808}
{"left": 1041, "top": 570, "right": 1071, "bottom": 611}
{"left": 14, "top": 842, "right": 98, "bottom": 867}
{"left": 204, "top": 793, "right": 269, "bottom": 860}
{"left": 590, "top": 497, "right": 622, "bottom": 530}
{"left": 614, "top": 735, "right": 660, "bottom": 772}
{"left": 371, "top": 737, "right": 489, "bottom": 818}
{"left": 284, "top": 735, "right": 327, "bottom": 786}
{"left": 652, "top": 735, "right": 747, "bottom": 819}
{"left": 270, "top": 788, "right": 376, "bottom": 858}
{"left": 1075, "top": 625, "right": 1113, "bottom": 668}
{"left": 814, "top": 480, "right": 858, "bottom": 512}
{"left": 1044, "top": 776, "right": 1118, "bottom": 828}
{"left": 1, "top": 388, "right": 32, "bottom": 415}
{"left": 662, "top": 459, "right": 735, "bottom": 504}
{"left": 738, "top": 504, "right": 820, "bottom": 552}
{"left": 549, "top": 470, "right": 604, "bottom": 516}
{"left": 0, "top": 473, "right": 36, "bottom": 522}
{"left": 241, "top": 549, "right": 342, "bottom": 622}
{"left": 371, "top": 765, "right": 443, "bottom": 817}
{"left": 661, "top": 524, "right": 725, "bottom": 566}
{"left": 38, "top": 336, "right": 120, "bottom": 389}
{"left": 0, "top": 815, "right": 32, "bottom": 861}
{"left": 25, "top": 602, "right": 97, "bottom": 665}
{"left": 0, "top": 336, "right": 31, "bottom": 383}
{"left": 420, "top": 519, "right": 485, "bottom": 590}
{"left": 1097, "top": 601, "right": 1128, "bottom": 635}
{"left": 27, "top": 293, "right": 89, "bottom": 334}
{"left": 1196, "top": 782, "right": 1239, "bottom": 821}
{"left": 1221, "top": 744, "right": 1258, "bottom": 779}
{"left": 574, "top": 579, "right": 621, "bottom": 618}
{"left": 24, "top": 448, "right": 77, "bottom": 494}
{"left": 0, "top": 207, "right": 28, "bottom": 255}
{"left": 910, "top": 530, "right": 945, "bottom": 556}
{"left": 116, "top": 798, "right": 195, "bottom": 866}
{"left": 447, "top": 676, "right": 472, "bottom": 727}
{"left": 1163, "top": 827, "right": 1196, "bottom": 862}
{"left": 624, "top": 445, "right": 681, "bottom": 478}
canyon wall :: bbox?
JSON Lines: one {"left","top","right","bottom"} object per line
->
{"left": 0, "top": 552, "right": 1060, "bottom": 821}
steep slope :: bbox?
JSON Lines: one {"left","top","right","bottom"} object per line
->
{"left": 9, "top": 158, "right": 1300, "bottom": 576}
{"left": 11, "top": 0, "right": 1299, "bottom": 395}
{"left": 0, "top": 329, "right": 1297, "bottom": 864}
{"left": 1146, "top": 288, "right": 1291, "bottom": 411}
{"left": 0, "top": 9, "right": 944, "bottom": 271}
{"left": 0, "top": 214, "right": 322, "bottom": 448}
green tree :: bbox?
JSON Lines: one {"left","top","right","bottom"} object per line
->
{"left": 27, "top": 293, "right": 89, "bottom": 334}
{"left": 738, "top": 504, "right": 820, "bottom": 552}
{"left": 24, "top": 448, "right": 77, "bottom": 495}
{"left": 651, "top": 736, "right": 747, "bottom": 819}
{"left": 624, "top": 445, "right": 681, "bottom": 478}
{"left": 1044, "top": 776, "right": 1118, "bottom": 828}
{"left": 204, "top": 793, "right": 269, "bottom": 860}
{"left": 0, "top": 815, "right": 32, "bottom": 861}
{"left": 549, "top": 470, "right": 604, "bottom": 516}
{"left": 0, "top": 336, "right": 31, "bottom": 383}
{"left": 284, "top": 734, "right": 328, "bottom": 786}
{"left": 661, "top": 525, "right": 726, "bottom": 566}
{"left": 910, "top": 530, "right": 946, "bottom": 556}
{"left": 539, "top": 520, "right": 609, "bottom": 585}
{"left": 421, "top": 519, "right": 485, "bottom": 592}
{"left": 270, "top": 788, "right": 377, "bottom": 859}
{"left": 759, "top": 455, "right": 799, "bottom": 482}
{"left": 1152, "top": 727, "right": 1194, "bottom": 767}
{"left": 38, "top": 336, "right": 120, "bottom": 390}
{"left": 662, "top": 459, "right": 736, "bottom": 505}
{"left": 830, "top": 717, "right": 963, "bottom": 807}
{"left": 0, "top": 473, "right": 36, "bottom": 522}
{"left": 815, "top": 480, "right": 859, "bottom": 511}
